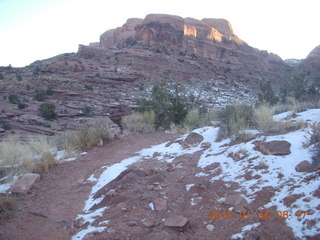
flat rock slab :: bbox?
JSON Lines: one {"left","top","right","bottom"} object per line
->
{"left": 164, "top": 215, "right": 188, "bottom": 228}
{"left": 253, "top": 140, "right": 291, "bottom": 155}
{"left": 11, "top": 173, "right": 40, "bottom": 194}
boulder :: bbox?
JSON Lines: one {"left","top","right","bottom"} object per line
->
{"left": 183, "top": 132, "right": 204, "bottom": 148}
{"left": 253, "top": 140, "right": 291, "bottom": 155}
{"left": 141, "top": 218, "right": 157, "bottom": 228}
{"left": 164, "top": 215, "right": 188, "bottom": 228}
{"left": 295, "top": 160, "right": 313, "bottom": 172}
{"left": 11, "top": 173, "right": 40, "bottom": 194}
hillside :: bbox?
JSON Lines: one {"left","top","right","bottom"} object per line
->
{"left": 0, "top": 14, "right": 302, "bottom": 139}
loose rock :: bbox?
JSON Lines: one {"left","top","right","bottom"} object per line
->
{"left": 164, "top": 215, "right": 188, "bottom": 228}
{"left": 11, "top": 173, "right": 40, "bottom": 194}
{"left": 295, "top": 160, "right": 313, "bottom": 172}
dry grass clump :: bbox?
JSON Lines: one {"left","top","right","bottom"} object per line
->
{"left": 121, "top": 111, "right": 155, "bottom": 133}
{"left": 232, "top": 131, "right": 255, "bottom": 144}
{"left": 216, "top": 104, "right": 255, "bottom": 141}
{"left": 0, "top": 195, "right": 16, "bottom": 219}
{"left": 62, "top": 120, "right": 114, "bottom": 152}
{"left": 183, "top": 109, "right": 216, "bottom": 132}
{"left": 0, "top": 136, "right": 57, "bottom": 176}
{"left": 303, "top": 123, "right": 320, "bottom": 168}
{"left": 254, "top": 104, "right": 306, "bottom": 134}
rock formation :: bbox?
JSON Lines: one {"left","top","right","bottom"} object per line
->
{"left": 302, "top": 45, "right": 320, "bottom": 77}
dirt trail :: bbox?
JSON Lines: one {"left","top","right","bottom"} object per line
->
{"left": 0, "top": 132, "right": 180, "bottom": 240}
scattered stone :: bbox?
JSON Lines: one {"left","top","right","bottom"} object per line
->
{"left": 172, "top": 154, "right": 193, "bottom": 164}
{"left": 106, "top": 189, "right": 116, "bottom": 196}
{"left": 253, "top": 140, "right": 291, "bottom": 155}
{"left": 153, "top": 198, "right": 167, "bottom": 211}
{"left": 303, "top": 175, "right": 317, "bottom": 182}
{"left": 166, "top": 164, "right": 175, "bottom": 172}
{"left": 11, "top": 173, "right": 40, "bottom": 194}
{"left": 152, "top": 152, "right": 161, "bottom": 158}
{"left": 196, "top": 180, "right": 212, "bottom": 190}
{"left": 0, "top": 128, "right": 5, "bottom": 133}
{"left": 283, "top": 194, "right": 305, "bottom": 207}
{"left": 147, "top": 185, "right": 154, "bottom": 191}
{"left": 153, "top": 185, "right": 162, "bottom": 191}
{"left": 144, "top": 169, "right": 154, "bottom": 176}
{"left": 224, "top": 194, "right": 248, "bottom": 209}
{"left": 142, "top": 218, "right": 157, "bottom": 228}
{"left": 295, "top": 160, "right": 313, "bottom": 172}
{"left": 206, "top": 224, "right": 215, "bottom": 232}
{"left": 201, "top": 142, "right": 211, "bottom": 149}
{"left": 307, "top": 210, "right": 316, "bottom": 215}
{"left": 182, "top": 132, "right": 204, "bottom": 148}
{"left": 127, "top": 221, "right": 137, "bottom": 226}
{"left": 303, "top": 197, "right": 311, "bottom": 202}
{"left": 164, "top": 215, "right": 188, "bottom": 228}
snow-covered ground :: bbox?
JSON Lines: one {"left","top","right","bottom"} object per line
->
{"left": 73, "top": 108, "right": 320, "bottom": 239}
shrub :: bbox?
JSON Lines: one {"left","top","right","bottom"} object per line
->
{"left": 81, "top": 106, "right": 93, "bottom": 117}
{"left": 183, "top": 109, "right": 216, "bottom": 131}
{"left": 0, "top": 119, "right": 11, "bottom": 130}
{"left": 137, "top": 82, "right": 189, "bottom": 130}
{"left": 0, "top": 73, "right": 4, "bottom": 80}
{"left": 39, "top": 103, "right": 57, "bottom": 120}
{"left": 46, "top": 87, "right": 53, "bottom": 95}
{"left": 216, "top": 104, "right": 255, "bottom": 140}
{"left": 183, "top": 110, "right": 200, "bottom": 131}
{"left": 17, "top": 102, "right": 28, "bottom": 109}
{"left": 64, "top": 121, "right": 113, "bottom": 152}
{"left": 0, "top": 195, "right": 16, "bottom": 219}
{"left": 0, "top": 136, "right": 57, "bottom": 175}
{"left": 33, "top": 89, "right": 47, "bottom": 101}
{"left": 254, "top": 104, "right": 275, "bottom": 130}
{"left": 121, "top": 111, "right": 155, "bottom": 133}
{"left": 84, "top": 84, "right": 93, "bottom": 91}
{"left": 16, "top": 75, "right": 22, "bottom": 81}
{"left": 259, "top": 80, "right": 279, "bottom": 105}
{"left": 8, "top": 94, "right": 19, "bottom": 104}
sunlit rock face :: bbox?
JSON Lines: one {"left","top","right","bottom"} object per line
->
{"left": 99, "top": 14, "right": 245, "bottom": 57}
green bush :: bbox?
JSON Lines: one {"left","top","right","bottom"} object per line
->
{"left": 259, "top": 80, "right": 279, "bottom": 105}
{"left": 17, "top": 102, "right": 28, "bottom": 109}
{"left": 33, "top": 89, "right": 47, "bottom": 101}
{"left": 121, "top": 111, "right": 155, "bottom": 133}
{"left": 137, "top": 82, "right": 189, "bottom": 130}
{"left": 81, "top": 106, "right": 93, "bottom": 117}
{"left": 8, "top": 94, "right": 19, "bottom": 104}
{"left": 0, "top": 73, "right": 4, "bottom": 80}
{"left": 38, "top": 103, "right": 57, "bottom": 120}
{"left": 16, "top": 75, "right": 22, "bottom": 81}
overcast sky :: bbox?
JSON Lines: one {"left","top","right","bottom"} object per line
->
{"left": 0, "top": 0, "right": 319, "bottom": 67}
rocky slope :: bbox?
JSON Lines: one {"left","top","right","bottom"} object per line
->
{"left": 0, "top": 14, "right": 318, "bottom": 139}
